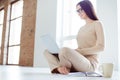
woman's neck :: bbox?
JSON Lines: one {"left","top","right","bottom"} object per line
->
{"left": 85, "top": 18, "right": 94, "bottom": 24}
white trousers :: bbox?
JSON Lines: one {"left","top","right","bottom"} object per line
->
{"left": 44, "top": 47, "right": 95, "bottom": 73}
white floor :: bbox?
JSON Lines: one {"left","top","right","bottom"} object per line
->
{"left": 0, "top": 65, "right": 119, "bottom": 80}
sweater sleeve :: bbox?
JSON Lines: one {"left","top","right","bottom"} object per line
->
{"left": 76, "top": 22, "right": 104, "bottom": 55}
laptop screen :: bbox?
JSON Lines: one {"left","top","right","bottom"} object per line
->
{"left": 40, "top": 34, "right": 59, "bottom": 54}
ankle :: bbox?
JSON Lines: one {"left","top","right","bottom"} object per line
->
{"left": 51, "top": 68, "right": 60, "bottom": 73}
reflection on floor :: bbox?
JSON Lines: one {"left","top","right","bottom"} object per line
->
{"left": 0, "top": 65, "right": 119, "bottom": 80}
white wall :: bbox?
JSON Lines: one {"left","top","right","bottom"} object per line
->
{"left": 97, "top": 0, "right": 118, "bottom": 70}
{"left": 34, "top": 0, "right": 57, "bottom": 67}
{"left": 34, "top": 0, "right": 118, "bottom": 70}
{"left": 117, "top": 0, "right": 120, "bottom": 71}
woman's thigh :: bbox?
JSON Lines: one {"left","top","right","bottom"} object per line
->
{"left": 59, "top": 47, "right": 94, "bottom": 72}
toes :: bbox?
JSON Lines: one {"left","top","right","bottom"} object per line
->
{"left": 57, "top": 66, "right": 69, "bottom": 74}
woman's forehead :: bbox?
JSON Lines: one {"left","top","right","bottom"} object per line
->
{"left": 76, "top": 5, "right": 81, "bottom": 9}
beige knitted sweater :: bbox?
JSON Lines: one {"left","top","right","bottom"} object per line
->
{"left": 76, "top": 21, "right": 104, "bottom": 64}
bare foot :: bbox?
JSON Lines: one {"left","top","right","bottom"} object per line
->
{"left": 57, "top": 66, "right": 70, "bottom": 74}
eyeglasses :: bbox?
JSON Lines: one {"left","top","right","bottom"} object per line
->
{"left": 76, "top": 8, "right": 83, "bottom": 13}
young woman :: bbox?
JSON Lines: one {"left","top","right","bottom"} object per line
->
{"left": 44, "top": 0, "right": 104, "bottom": 74}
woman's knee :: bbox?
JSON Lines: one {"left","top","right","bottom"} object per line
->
{"left": 59, "top": 47, "right": 71, "bottom": 56}
{"left": 43, "top": 49, "right": 50, "bottom": 56}
{"left": 59, "top": 47, "right": 72, "bottom": 57}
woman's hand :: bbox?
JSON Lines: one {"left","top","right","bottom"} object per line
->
{"left": 75, "top": 48, "right": 82, "bottom": 53}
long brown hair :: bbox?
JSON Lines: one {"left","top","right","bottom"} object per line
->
{"left": 77, "top": 0, "right": 98, "bottom": 20}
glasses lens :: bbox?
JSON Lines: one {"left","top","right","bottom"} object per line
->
{"left": 76, "top": 8, "right": 83, "bottom": 13}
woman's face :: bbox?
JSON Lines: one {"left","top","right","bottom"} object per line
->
{"left": 76, "top": 5, "right": 87, "bottom": 19}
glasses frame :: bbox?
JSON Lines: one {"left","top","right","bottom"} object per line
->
{"left": 76, "top": 8, "right": 83, "bottom": 13}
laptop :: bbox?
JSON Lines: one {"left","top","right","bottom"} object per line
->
{"left": 40, "top": 34, "right": 59, "bottom": 54}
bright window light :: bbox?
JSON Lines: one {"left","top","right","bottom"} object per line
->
{"left": 7, "top": 0, "right": 23, "bottom": 64}
{"left": 0, "top": 9, "right": 4, "bottom": 48}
